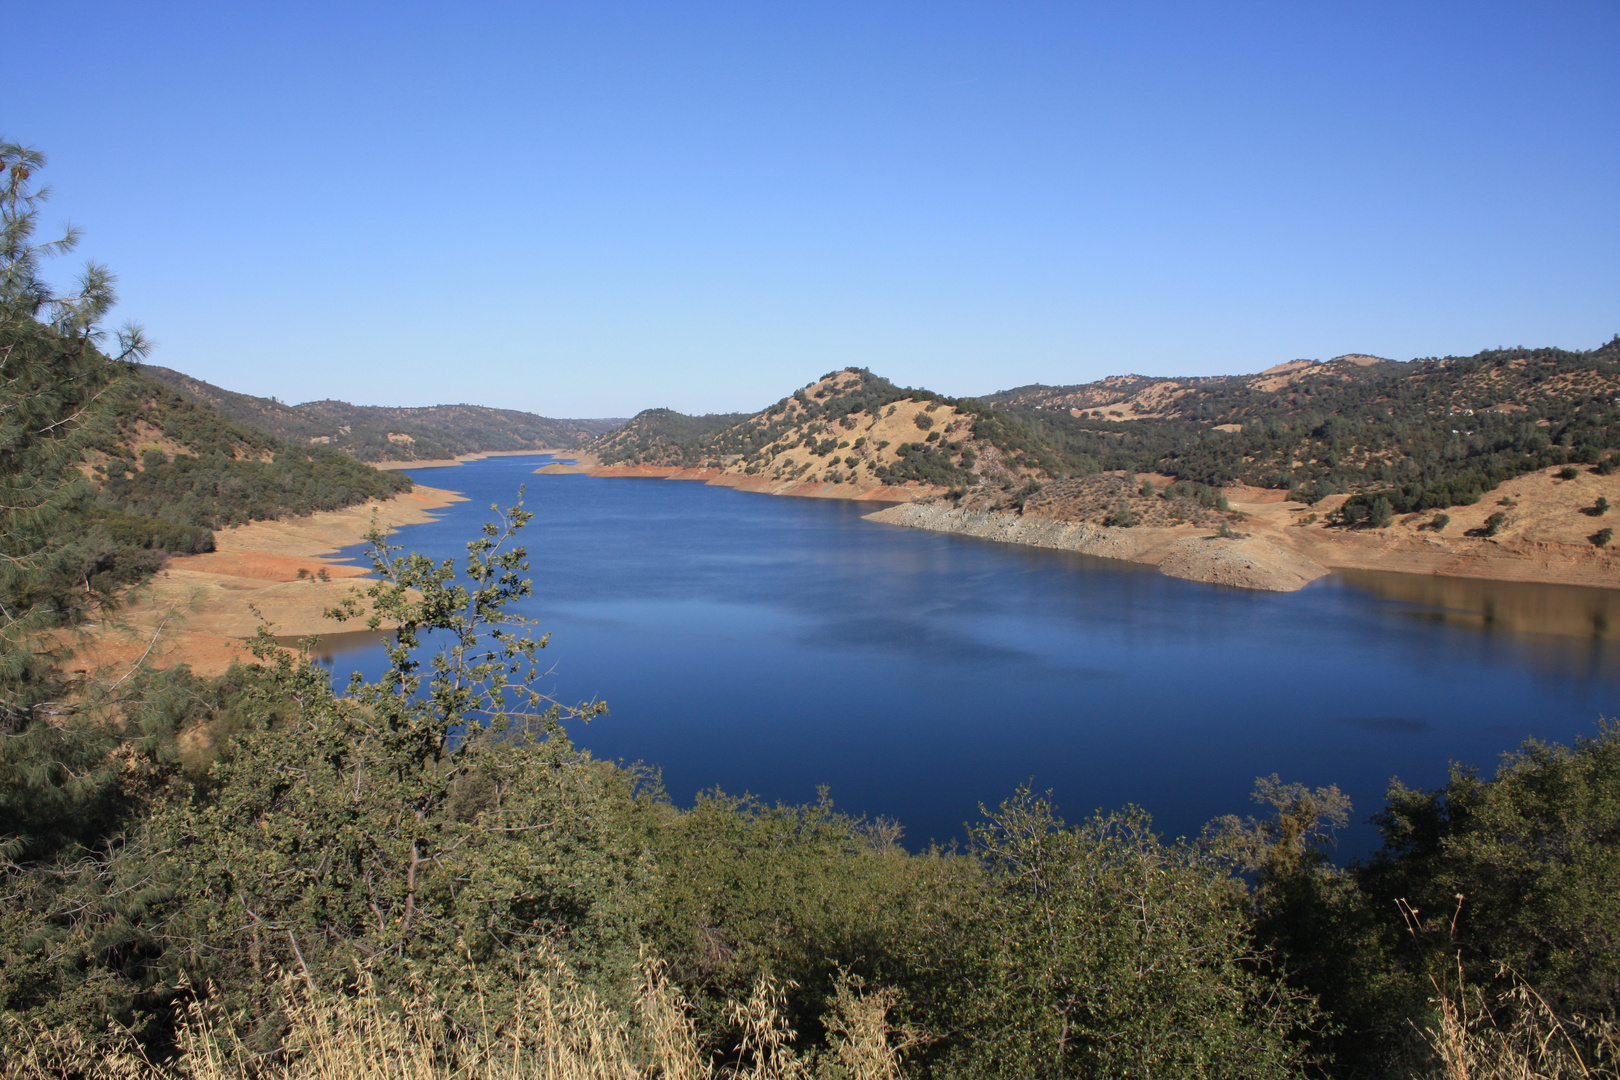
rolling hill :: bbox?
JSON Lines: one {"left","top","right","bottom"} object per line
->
{"left": 976, "top": 338, "right": 1620, "bottom": 516}
{"left": 578, "top": 339, "right": 1620, "bottom": 522}
{"left": 141, "top": 365, "right": 625, "bottom": 462}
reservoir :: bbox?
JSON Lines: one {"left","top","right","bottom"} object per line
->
{"left": 321, "top": 454, "right": 1620, "bottom": 855}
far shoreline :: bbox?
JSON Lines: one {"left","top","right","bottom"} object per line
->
{"left": 371, "top": 449, "right": 574, "bottom": 470}
{"left": 70, "top": 454, "right": 1619, "bottom": 683}
{"left": 534, "top": 456, "right": 1620, "bottom": 596}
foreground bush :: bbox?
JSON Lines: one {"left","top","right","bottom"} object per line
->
{"left": 0, "top": 504, "right": 1325, "bottom": 1077}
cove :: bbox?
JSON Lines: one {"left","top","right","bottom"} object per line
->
{"left": 320, "top": 454, "right": 1620, "bottom": 855}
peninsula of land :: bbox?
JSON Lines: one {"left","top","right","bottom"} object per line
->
{"left": 67, "top": 484, "right": 465, "bottom": 679}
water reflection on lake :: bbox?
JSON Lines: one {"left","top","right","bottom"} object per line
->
{"left": 1336, "top": 569, "right": 1620, "bottom": 641}
{"left": 278, "top": 629, "right": 392, "bottom": 670}
{"left": 314, "top": 455, "right": 1620, "bottom": 857}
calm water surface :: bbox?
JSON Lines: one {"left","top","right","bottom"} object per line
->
{"left": 317, "top": 455, "right": 1620, "bottom": 855}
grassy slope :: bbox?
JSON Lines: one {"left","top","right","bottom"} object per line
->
{"left": 588, "top": 370, "right": 1007, "bottom": 488}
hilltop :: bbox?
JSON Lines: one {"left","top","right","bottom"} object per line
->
{"left": 141, "top": 364, "right": 624, "bottom": 462}
{"left": 567, "top": 370, "right": 1022, "bottom": 504}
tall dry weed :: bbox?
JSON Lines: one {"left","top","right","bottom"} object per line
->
{"left": 3, "top": 949, "right": 919, "bottom": 1080}
{"left": 1401, "top": 899, "right": 1619, "bottom": 1080}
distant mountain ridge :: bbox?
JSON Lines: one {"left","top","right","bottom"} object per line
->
{"left": 141, "top": 365, "right": 625, "bottom": 463}
{"left": 584, "top": 369, "right": 1000, "bottom": 490}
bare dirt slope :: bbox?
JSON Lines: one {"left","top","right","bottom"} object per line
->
{"left": 867, "top": 503, "right": 1331, "bottom": 592}
{"left": 1229, "top": 464, "right": 1620, "bottom": 590}
{"left": 870, "top": 463, "right": 1618, "bottom": 593}
{"left": 67, "top": 486, "right": 465, "bottom": 679}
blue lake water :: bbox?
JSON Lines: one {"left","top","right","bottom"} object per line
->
{"left": 315, "top": 454, "right": 1620, "bottom": 856}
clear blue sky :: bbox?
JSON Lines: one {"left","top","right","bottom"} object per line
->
{"left": 9, "top": 2, "right": 1617, "bottom": 417}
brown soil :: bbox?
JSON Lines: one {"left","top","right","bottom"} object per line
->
{"left": 1228, "top": 463, "right": 1620, "bottom": 591}
{"left": 870, "top": 463, "right": 1619, "bottom": 594}
{"left": 866, "top": 504, "right": 1331, "bottom": 592}
{"left": 66, "top": 485, "right": 466, "bottom": 679}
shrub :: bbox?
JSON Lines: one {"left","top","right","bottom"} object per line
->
{"left": 1484, "top": 511, "right": 1507, "bottom": 536}
{"left": 1596, "top": 527, "right": 1614, "bottom": 548}
{"left": 1361, "top": 720, "right": 1620, "bottom": 1022}
{"left": 1431, "top": 512, "right": 1450, "bottom": 531}
{"left": 937, "top": 790, "right": 1317, "bottom": 1079}
{"left": 1370, "top": 495, "right": 1395, "bottom": 528}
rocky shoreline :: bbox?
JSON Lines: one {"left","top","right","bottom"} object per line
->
{"left": 538, "top": 455, "right": 1620, "bottom": 595}
{"left": 865, "top": 503, "right": 1331, "bottom": 592}
{"left": 534, "top": 458, "right": 938, "bottom": 502}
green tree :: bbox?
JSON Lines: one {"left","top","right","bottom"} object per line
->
{"left": 0, "top": 138, "right": 149, "bottom": 730}
{"left": 1360, "top": 721, "right": 1620, "bottom": 1022}
{"left": 1205, "top": 778, "right": 1417, "bottom": 1076}
{"left": 1, "top": 503, "right": 646, "bottom": 1052}
{"left": 1369, "top": 495, "right": 1395, "bottom": 528}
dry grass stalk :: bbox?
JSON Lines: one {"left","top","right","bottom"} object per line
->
{"left": 1421, "top": 968, "right": 1619, "bottom": 1080}
{"left": 1, "top": 1020, "right": 153, "bottom": 1080}
{"left": 1400, "top": 896, "right": 1619, "bottom": 1080}
{"left": 817, "top": 973, "right": 925, "bottom": 1080}
{"left": 4, "top": 951, "right": 921, "bottom": 1080}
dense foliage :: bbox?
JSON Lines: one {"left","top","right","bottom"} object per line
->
{"left": 1, "top": 138, "right": 154, "bottom": 729}
{"left": 6, "top": 506, "right": 1616, "bottom": 1077}
{"left": 72, "top": 372, "right": 411, "bottom": 531}
{"left": 591, "top": 407, "right": 755, "bottom": 466}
